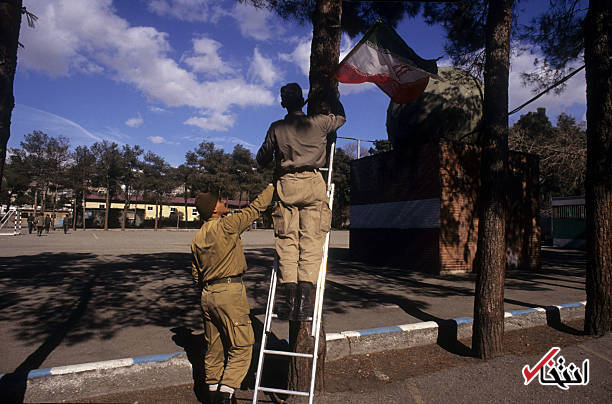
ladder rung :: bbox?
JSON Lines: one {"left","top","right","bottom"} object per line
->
{"left": 257, "top": 387, "right": 310, "bottom": 397}
{"left": 263, "top": 349, "right": 314, "bottom": 358}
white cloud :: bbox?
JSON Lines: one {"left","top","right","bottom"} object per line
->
{"left": 149, "top": 105, "right": 166, "bottom": 113}
{"left": 279, "top": 36, "right": 312, "bottom": 77}
{"left": 125, "top": 113, "right": 144, "bottom": 128}
{"left": 18, "top": 0, "right": 275, "bottom": 131}
{"left": 147, "top": 0, "right": 216, "bottom": 22}
{"left": 184, "top": 112, "right": 236, "bottom": 132}
{"left": 147, "top": 135, "right": 176, "bottom": 144}
{"left": 201, "top": 136, "right": 256, "bottom": 149}
{"left": 509, "top": 46, "right": 586, "bottom": 122}
{"left": 231, "top": 2, "right": 282, "bottom": 41}
{"left": 183, "top": 36, "right": 235, "bottom": 75}
{"left": 11, "top": 103, "right": 102, "bottom": 143}
{"left": 249, "top": 48, "right": 282, "bottom": 87}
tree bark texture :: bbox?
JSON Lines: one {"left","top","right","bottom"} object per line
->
{"left": 82, "top": 185, "right": 87, "bottom": 230}
{"left": 307, "top": 0, "right": 342, "bottom": 117}
{"left": 0, "top": 0, "right": 22, "bottom": 193}
{"left": 104, "top": 188, "right": 110, "bottom": 230}
{"left": 472, "top": 0, "right": 513, "bottom": 360}
{"left": 122, "top": 198, "right": 129, "bottom": 231}
{"left": 33, "top": 188, "right": 37, "bottom": 215}
{"left": 286, "top": 0, "right": 341, "bottom": 399}
{"left": 287, "top": 302, "right": 325, "bottom": 402}
{"left": 584, "top": 0, "right": 612, "bottom": 335}
{"left": 154, "top": 201, "right": 159, "bottom": 231}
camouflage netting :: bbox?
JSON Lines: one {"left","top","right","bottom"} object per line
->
{"left": 386, "top": 67, "right": 483, "bottom": 152}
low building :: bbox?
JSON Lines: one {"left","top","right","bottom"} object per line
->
{"left": 551, "top": 196, "right": 585, "bottom": 249}
{"left": 82, "top": 193, "right": 249, "bottom": 227}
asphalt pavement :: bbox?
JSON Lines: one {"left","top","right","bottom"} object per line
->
{"left": 0, "top": 228, "right": 598, "bottom": 403}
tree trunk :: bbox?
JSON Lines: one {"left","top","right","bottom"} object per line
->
{"left": 307, "top": 0, "right": 342, "bottom": 117}
{"left": 121, "top": 189, "right": 130, "bottom": 231}
{"left": 72, "top": 196, "right": 77, "bottom": 230}
{"left": 184, "top": 182, "right": 188, "bottom": 228}
{"left": 286, "top": 1, "right": 341, "bottom": 400}
{"left": 154, "top": 200, "right": 159, "bottom": 231}
{"left": 0, "top": 0, "right": 23, "bottom": 194}
{"left": 472, "top": 0, "right": 513, "bottom": 360}
{"left": 583, "top": 0, "right": 612, "bottom": 335}
{"left": 41, "top": 187, "right": 47, "bottom": 214}
{"left": 52, "top": 187, "right": 57, "bottom": 230}
{"left": 104, "top": 187, "right": 110, "bottom": 230}
{"left": 33, "top": 188, "right": 38, "bottom": 216}
{"left": 82, "top": 182, "right": 87, "bottom": 230}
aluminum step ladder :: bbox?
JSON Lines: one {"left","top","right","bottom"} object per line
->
{"left": 252, "top": 142, "right": 336, "bottom": 404}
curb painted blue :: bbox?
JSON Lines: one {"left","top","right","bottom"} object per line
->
{"left": 0, "top": 301, "right": 586, "bottom": 381}
{"left": 132, "top": 352, "right": 183, "bottom": 365}
{"left": 452, "top": 317, "right": 473, "bottom": 324}
{"left": 353, "top": 325, "right": 404, "bottom": 336}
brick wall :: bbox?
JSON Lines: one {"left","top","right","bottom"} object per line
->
{"left": 350, "top": 139, "right": 540, "bottom": 274}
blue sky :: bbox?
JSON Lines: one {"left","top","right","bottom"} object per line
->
{"left": 11, "top": 0, "right": 588, "bottom": 166}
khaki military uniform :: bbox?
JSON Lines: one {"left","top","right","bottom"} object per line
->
{"left": 35, "top": 215, "right": 44, "bottom": 236}
{"left": 191, "top": 185, "right": 274, "bottom": 389}
{"left": 257, "top": 111, "right": 345, "bottom": 284}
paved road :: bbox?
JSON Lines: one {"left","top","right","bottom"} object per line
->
{"left": 0, "top": 229, "right": 586, "bottom": 375}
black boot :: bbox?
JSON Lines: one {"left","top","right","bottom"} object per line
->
{"left": 297, "top": 281, "right": 314, "bottom": 321}
{"left": 276, "top": 282, "right": 297, "bottom": 321}
{"left": 215, "top": 391, "right": 236, "bottom": 404}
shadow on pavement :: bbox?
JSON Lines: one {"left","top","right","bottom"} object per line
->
{"left": 0, "top": 245, "right": 586, "bottom": 399}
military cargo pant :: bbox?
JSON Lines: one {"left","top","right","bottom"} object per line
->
{"left": 200, "top": 281, "right": 254, "bottom": 389}
{"left": 273, "top": 170, "right": 332, "bottom": 284}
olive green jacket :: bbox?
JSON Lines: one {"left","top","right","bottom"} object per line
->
{"left": 191, "top": 185, "right": 274, "bottom": 287}
{"left": 256, "top": 111, "right": 346, "bottom": 175}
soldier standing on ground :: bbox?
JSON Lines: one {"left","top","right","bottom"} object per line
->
{"left": 256, "top": 83, "right": 346, "bottom": 321}
{"left": 191, "top": 184, "right": 274, "bottom": 404}
{"left": 35, "top": 213, "right": 44, "bottom": 236}
{"left": 63, "top": 215, "right": 70, "bottom": 234}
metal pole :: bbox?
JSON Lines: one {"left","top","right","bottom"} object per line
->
{"left": 357, "top": 139, "right": 361, "bottom": 159}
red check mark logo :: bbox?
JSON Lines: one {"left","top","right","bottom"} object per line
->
{"left": 522, "top": 347, "right": 560, "bottom": 385}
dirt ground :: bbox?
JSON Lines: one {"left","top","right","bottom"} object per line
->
{"left": 81, "top": 319, "right": 593, "bottom": 403}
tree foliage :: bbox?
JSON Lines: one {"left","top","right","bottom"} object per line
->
{"left": 510, "top": 111, "right": 586, "bottom": 199}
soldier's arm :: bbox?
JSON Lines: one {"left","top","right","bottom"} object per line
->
{"left": 191, "top": 245, "right": 203, "bottom": 289}
{"left": 319, "top": 94, "right": 346, "bottom": 133}
{"left": 256, "top": 127, "right": 275, "bottom": 167}
{"left": 220, "top": 184, "right": 275, "bottom": 234}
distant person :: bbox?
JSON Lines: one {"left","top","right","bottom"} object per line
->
{"left": 63, "top": 215, "right": 70, "bottom": 234}
{"left": 35, "top": 214, "right": 44, "bottom": 236}
{"left": 27, "top": 214, "right": 34, "bottom": 234}
{"left": 191, "top": 184, "right": 273, "bottom": 404}
{"left": 44, "top": 215, "right": 51, "bottom": 234}
{"left": 51, "top": 214, "right": 56, "bottom": 231}
{"left": 256, "top": 82, "right": 345, "bottom": 321}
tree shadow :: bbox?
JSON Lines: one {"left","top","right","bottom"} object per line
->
{"left": 0, "top": 245, "right": 586, "bottom": 398}
{"left": 0, "top": 266, "right": 96, "bottom": 402}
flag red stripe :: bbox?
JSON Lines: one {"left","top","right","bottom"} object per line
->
{"left": 335, "top": 63, "right": 429, "bottom": 103}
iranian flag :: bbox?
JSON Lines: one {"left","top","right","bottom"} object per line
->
{"left": 335, "top": 21, "right": 439, "bottom": 104}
